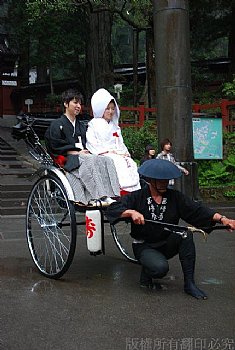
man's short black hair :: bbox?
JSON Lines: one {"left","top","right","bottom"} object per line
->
{"left": 61, "top": 89, "right": 83, "bottom": 105}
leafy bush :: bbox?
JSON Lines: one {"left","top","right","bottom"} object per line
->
{"left": 122, "top": 121, "right": 234, "bottom": 192}
{"left": 122, "top": 121, "right": 158, "bottom": 161}
{"left": 45, "top": 93, "right": 61, "bottom": 106}
{"left": 223, "top": 132, "right": 235, "bottom": 157}
{"left": 108, "top": 83, "right": 143, "bottom": 106}
{"left": 198, "top": 154, "right": 235, "bottom": 187}
{"left": 222, "top": 78, "right": 235, "bottom": 99}
{"left": 193, "top": 90, "right": 222, "bottom": 105}
{"left": 223, "top": 154, "right": 235, "bottom": 181}
{"left": 198, "top": 161, "right": 230, "bottom": 186}
{"left": 223, "top": 190, "right": 235, "bottom": 198}
{"left": 197, "top": 132, "right": 235, "bottom": 189}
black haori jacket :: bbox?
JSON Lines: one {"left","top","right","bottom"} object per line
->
{"left": 44, "top": 114, "right": 87, "bottom": 155}
{"left": 44, "top": 114, "right": 87, "bottom": 171}
{"left": 106, "top": 186, "right": 216, "bottom": 243}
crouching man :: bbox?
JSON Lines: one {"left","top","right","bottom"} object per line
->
{"left": 106, "top": 159, "right": 235, "bottom": 299}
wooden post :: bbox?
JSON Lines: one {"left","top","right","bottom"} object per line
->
{"left": 221, "top": 99, "right": 229, "bottom": 129}
{"left": 133, "top": 28, "right": 139, "bottom": 107}
{"left": 153, "top": 0, "right": 193, "bottom": 162}
{"left": 153, "top": 0, "right": 199, "bottom": 199}
{"left": 139, "top": 104, "right": 145, "bottom": 127}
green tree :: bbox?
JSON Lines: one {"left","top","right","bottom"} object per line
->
{"left": 8, "top": 0, "right": 86, "bottom": 94}
{"left": 7, "top": 1, "right": 31, "bottom": 85}
{"left": 122, "top": 121, "right": 158, "bottom": 161}
{"left": 8, "top": 0, "right": 235, "bottom": 106}
{"left": 189, "top": 0, "right": 235, "bottom": 84}
{"left": 22, "top": 0, "right": 154, "bottom": 103}
{"left": 24, "top": 0, "right": 116, "bottom": 98}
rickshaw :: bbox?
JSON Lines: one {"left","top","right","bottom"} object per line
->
{"left": 12, "top": 114, "right": 139, "bottom": 279}
{"left": 12, "top": 115, "right": 226, "bottom": 280}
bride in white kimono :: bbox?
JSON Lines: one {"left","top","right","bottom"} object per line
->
{"left": 86, "top": 88, "right": 140, "bottom": 192}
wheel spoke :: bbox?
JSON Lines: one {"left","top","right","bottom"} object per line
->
{"left": 26, "top": 175, "right": 77, "bottom": 278}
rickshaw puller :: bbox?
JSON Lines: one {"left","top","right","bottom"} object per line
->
{"left": 106, "top": 159, "right": 235, "bottom": 299}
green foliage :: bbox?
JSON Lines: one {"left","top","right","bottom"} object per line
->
{"left": 108, "top": 83, "right": 143, "bottom": 106}
{"left": 223, "top": 190, "right": 235, "bottom": 198}
{"left": 8, "top": 0, "right": 87, "bottom": 90}
{"left": 198, "top": 161, "right": 230, "bottom": 187}
{"left": 222, "top": 78, "right": 235, "bottom": 99}
{"left": 122, "top": 121, "right": 158, "bottom": 161}
{"left": 223, "top": 132, "right": 235, "bottom": 157}
{"left": 192, "top": 135, "right": 234, "bottom": 199}
{"left": 45, "top": 93, "right": 61, "bottom": 106}
{"left": 112, "top": 22, "right": 146, "bottom": 65}
{"left": 25, "top": 0, "right": 72, "bottom": 20}
{"left": 8, "top": 0, "right": 234, "bottom": 97}
{"left": 192, "top": 90, "right": 222, "bottom": 105}
{"left": 223, "top": 155, "right": 235, "bottom": 180}
{"left": 189, "top": 0, "right": 231, "bottom": 54}
{"left": 196, "top": 135, "right": 235, "bottom": 199}
{"left": 25, "top": 0, "right": 153, "bottom": 30}
{"left": 198, "top": 154, "right": 235, "bottom": 187}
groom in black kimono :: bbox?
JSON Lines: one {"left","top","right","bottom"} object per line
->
{"left": 106, "top": 159, "right": 235, "bottom": 299}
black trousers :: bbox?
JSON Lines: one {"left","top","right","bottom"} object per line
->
{"left": 132, "top": 232, "right": 196, "bottom": 282}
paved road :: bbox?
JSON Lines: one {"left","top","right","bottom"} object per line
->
{"left": 0, "top": 206, "right": 235, "bottom": 350}
{"left": 0, "top": 125, "right": 235, "bottom": 350}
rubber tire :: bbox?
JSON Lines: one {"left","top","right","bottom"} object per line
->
{"left": 110, "top": 218, "right": 138, "bottom": 264}
{"left": 26, "top": 174, "right": 77, "bottom": 279}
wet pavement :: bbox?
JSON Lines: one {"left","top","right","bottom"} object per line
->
{"left": 0, "top": 124, "right": 235, "bottom": 349}
{"left": 0, "top": 206, "right": 235, "bottom": 350}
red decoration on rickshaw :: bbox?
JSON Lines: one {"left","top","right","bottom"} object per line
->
{"left": 53, "top": 155, "right": 66, "bottom": 167}
{"left": 120, "top": 189, "right": 129, "bottom": 196}
{"left": 86, "top": 216, "right": 96, "bottom": 238}
{"left": 113, "top": 132, "right": 119, "bottom": 137}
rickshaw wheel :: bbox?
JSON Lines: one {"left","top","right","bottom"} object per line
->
{"left": 110, "top": 219, "right": 138, "bottom": 264}
{"left": 26, "top": 174, "right": 77, "bottom": 279}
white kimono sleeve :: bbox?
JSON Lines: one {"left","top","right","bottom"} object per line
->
{"left": 117, "top": 132, "right": 130, "bottom": 155}
{"left": 86, "top": 120, "right": 109, "bottom": 155}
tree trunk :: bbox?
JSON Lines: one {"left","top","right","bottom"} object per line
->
{"left": 146, "top": 27, "right": 156, "bottom": 107}
{"left": 153, "top": 0, "right": 193, "bottom": 162}
{"left": 228, "top": 0, "right": 235, "bottom": 79}
{"left": 133, "top": 29, "right": 139, "bottom": 107}
{"left": 85, "top": 9, "right": 113, "bottom": 100}
{"left": 18, "top": 38, "right": 30, "bottom": 86}
{"left": 49, "top": 59, "right": 54, "bottom": 95}
{"left": 36, "top": 37, "right": 48, "bottom": 84}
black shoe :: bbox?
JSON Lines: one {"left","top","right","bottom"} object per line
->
{"left": 184, "top": 281, "right": 208, "bottom": 300}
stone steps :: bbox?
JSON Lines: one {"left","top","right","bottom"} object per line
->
{"left": 0, "top": 135, "right": 35, "bottom": 215}
{"left": 0, "top": 154, "right": 18, "bottom": 161}
{"left": 0, "top": 167, "right": 35, "bottom": 176}
{"left": 0, "top": 189, "right": 30, "bottom": 199}
{"left": 0, "top": 182, "right": 33, "bottom": 192}
{"left": 0, "top": 206, "right": 28, "bottom": 216}
{"left": 0, "top": 148, "right": 17, "bottom": 155}
{"left": 0, "top": 159, "right": 33, "bottom": 168}
{"left": 0, "top": 197, "right": 28, "bottom": 208}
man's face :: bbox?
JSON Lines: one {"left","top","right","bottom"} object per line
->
{"left": 64, "top": 98, "right": 81, "bottom": 117}
{"left": 149, "top": 179, "right": 169, "bottom": 193}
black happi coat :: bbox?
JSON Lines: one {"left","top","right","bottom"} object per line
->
{"left": 106, "top": 187, "right": 216, "bottom": 243}
{"left": 44, "top": 114, "right": 87, "bottom": 156}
